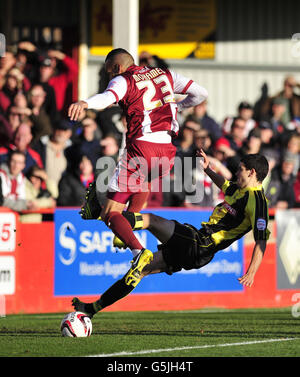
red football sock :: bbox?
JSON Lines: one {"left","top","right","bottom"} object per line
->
{"left": 104, "top": 211, "right": 143, "bottom": 250}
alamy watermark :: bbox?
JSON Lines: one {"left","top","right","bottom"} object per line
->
{"left": 291, "top": 33, "right": 300, "bottom": 58}
{"left": 95, "top": 154, "right": 206, "bottom": 204}
{"left": 0, "top": 33, "right": 5, "bottom": 57}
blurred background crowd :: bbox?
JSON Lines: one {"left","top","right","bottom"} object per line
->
{"left": 0, "top": 42, "right": 299, "bottom": 214}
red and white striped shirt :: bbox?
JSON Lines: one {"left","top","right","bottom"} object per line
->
{"left": 85, "top": 65, "right": 208, "bottom": 144}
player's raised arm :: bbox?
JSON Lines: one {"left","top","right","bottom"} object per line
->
{"left": 197, "top": 148, "right": 225, "bottom": 189}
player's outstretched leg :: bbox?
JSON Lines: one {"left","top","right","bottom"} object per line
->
{"left": 80, "top": 181, "right": 102, "bottom": 220}
{"left": 71, "top": 297, "right": 100, "bottom": 318}
{"left": 71, "top": 269, "right": 146, "bottom": 317}
{"left": 124, "top": 248, "right": 153, "bottom": 287}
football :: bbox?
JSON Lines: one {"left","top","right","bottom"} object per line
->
{"left": 60, "top": 311, "right": 92, "bottom": 337}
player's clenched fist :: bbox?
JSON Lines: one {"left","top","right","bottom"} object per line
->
{"left": 68, "top": 100, "right": 88, "bottom": 121}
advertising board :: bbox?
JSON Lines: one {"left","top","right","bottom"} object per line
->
{"left": 54, "top": 209, "right": 243, "bottom": 296}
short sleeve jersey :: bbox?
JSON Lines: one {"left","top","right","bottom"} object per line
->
{"left": 200, "top": 180, "right": 270, "bottom": 252}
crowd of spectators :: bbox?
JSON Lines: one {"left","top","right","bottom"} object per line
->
{"left": 0, "top": 44, "right": 299, "bottom": 215}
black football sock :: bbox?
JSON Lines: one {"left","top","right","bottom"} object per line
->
{"left": 93, "top": 276, "right": 135, "bottom": 311}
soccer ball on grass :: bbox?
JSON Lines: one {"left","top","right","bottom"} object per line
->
{"left": 60, "top": 311, "right": 92, "bottom": 337}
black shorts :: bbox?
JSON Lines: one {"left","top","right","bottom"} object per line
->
{"left": 160, "top": 221, "right": 216, "bottom": 275}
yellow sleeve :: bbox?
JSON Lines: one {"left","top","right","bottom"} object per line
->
{"left": 221, "top": 179, "right": 231, "bottom": 194}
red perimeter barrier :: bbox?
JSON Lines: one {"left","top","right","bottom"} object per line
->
{"left": 0, "top": 207, "right": 297, "bottom": 314}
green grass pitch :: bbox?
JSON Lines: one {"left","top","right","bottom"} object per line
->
{"left": 0, "top": 308, "right": 299, "bottom": 357}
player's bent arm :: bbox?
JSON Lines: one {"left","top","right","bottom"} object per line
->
{"left": 238, "top": 240, "right": 266, "bottom": 287}
{"left": 177, "top": 82, "right": 208, "bottom": 112}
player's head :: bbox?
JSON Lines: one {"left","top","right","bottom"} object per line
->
{"left": 237, "top": 154, "right": 269, "bottom": 187}
{"left": 105, "top": 48, "right": 134, "bottom": 79}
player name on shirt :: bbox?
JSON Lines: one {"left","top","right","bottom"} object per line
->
{"left": 132, "top": 67, "right": 165, "bottom": 83}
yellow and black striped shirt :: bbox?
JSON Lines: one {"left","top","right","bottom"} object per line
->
{"left": 200, "top": 180, "right": 270, "bottom": 252}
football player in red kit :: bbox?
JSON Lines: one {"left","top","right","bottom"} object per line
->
{"left": 68, "top": 48, "right": 208, "bottom": 287}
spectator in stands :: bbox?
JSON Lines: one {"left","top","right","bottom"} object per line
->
{"left": 14, "top": 41, "right": 59, "bottom": 122}
{"left": 6, "top": 105, "right": 22, "bottom": 135}
{"left": 225, "top": 117, "right": 247, "bottom": 152}
{"left": 213, "top": 137, "right": 236, "bottom": 162}
{"left": 193, "top": 129, "right": 213, "bottom": 156}
{"left": 228, "top": 128, "right": 263, "bottom": 177}
{"left": 32, "top": 119, "right": 73, "bottom": 193}
{"left": 0, "top": 122, "right": 43, "bottom": 173}
{"left": 192, "top": 100, "right": 222, "bottom": 143}
{"left": 26, "top": 165, "right": 57, "bottom": 206}
{"left": 36, "top": 58, "right": 58, "bottom": 122}
{"left": 265, "top": 154, "right": 296, "bottom": 209}
{"left": 70, "top": 116, "right": 101, "bottom": 168}
{"left": 275, "top": 76, "right": 300, "bottom": 125}
{"left": 211, "top": 137, "right": 237, "bottom": 179}
{"left": 0, "top": 150, "right": 38, "bottom": 211}
{"left": 39, "top": 49, "right": 78, "bottom": 116}
{"left": 267, "top": 97, "right": 287, "bottom": 135}
{"left": 5, "top": 93, "right": 32, "bottom": 140}
{"left": 260, "top": 75, "right": 300, "bottom": 127}
{"left": 281, "top": 133, "right": 300, "bottom": 177}
{"left": 16, "top": 41, "right": 40, "bottom": 85}
{"left": 175, "top": 117, "right": 201, "bottom": 158}
{"left": 11, "top": 91, "right": 32, "bottom": 117}
{"left": 0, "top": 50, "right": 18, "bottom": 113}
{"left": 223, "top": 101, "right": 256, "bottom": 138}
{"left": 13, "top": 122, "right": 43, "bottom": 173}
{"left": 1, "top": 67, "right": 30, "bottom": 104}
{"left": 27, "top": 84, "right": 53, "bottom": 142}
{"left": 238, "top": 128, "right": 262, "bottom": 158}
{"left": 257, "top": 121, "right": 276, "bottom": 152}
{"left": 98, "top": 134, "right": 120, "bottom": 161}
{"left": 58, "top": 155, "right": 94, "bottom": 207}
